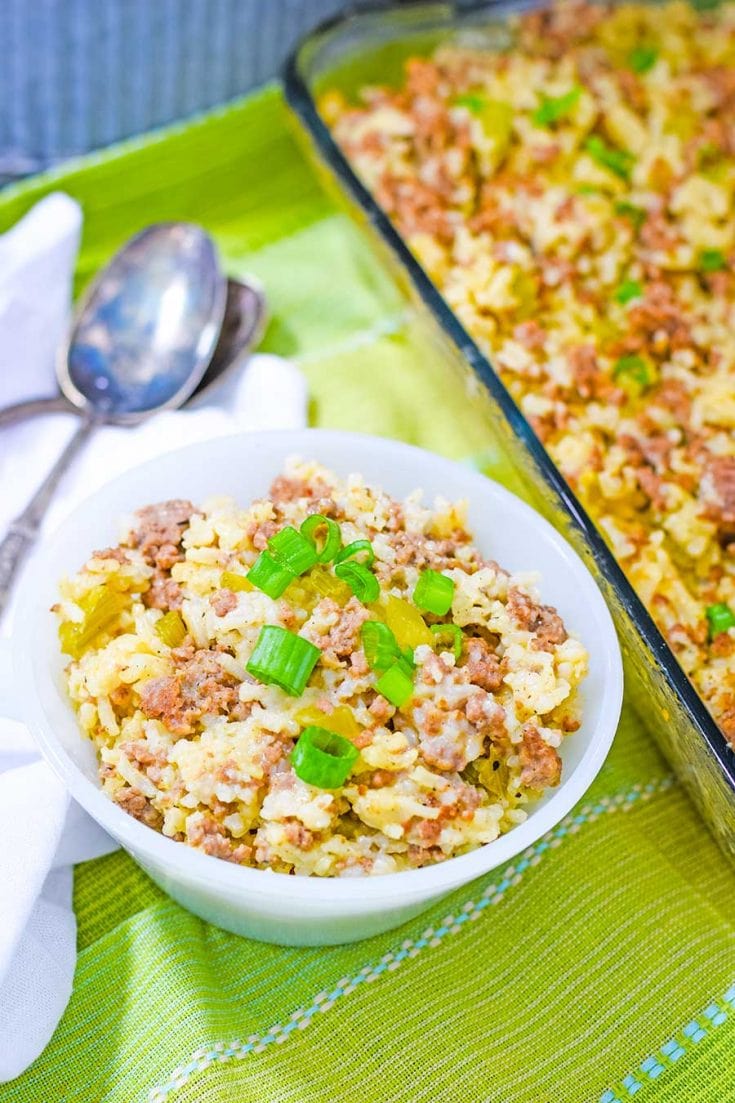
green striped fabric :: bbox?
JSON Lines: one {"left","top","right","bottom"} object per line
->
{"left": 1, "top": 87, "right": 733, "bottom": 1103}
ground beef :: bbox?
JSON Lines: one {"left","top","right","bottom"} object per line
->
{"left": 130, "top": 499, "right": 196, "bottom": 570}
{"left": 113, "top": 786, "right": 162, "bottom": 829}
{"left": 518, "top": 725, "right": 562, "bottom": 789}
{"left": 700, "top": 455, "right": 735, "bottom": 536}
{"left": 312, "top": 597, "right": 372, "bottom": 659}
{"left": 210, "top": 589, "right": 238, "bottom": 617}
{"left": 119, "top": 740, "right": 166, "bottom": 769}
{"left": 507, "top": 588, "right": 567, "bottom": 649}
{"left": 91, "top": 546, "right": 128, "bottom": 563}
{"left": 369, "top": 695, "right": 396, "bottom": 724}
{"left": 247, "top": 519, "right": 280, "bottom": 551}
{"left": 284, "top": 822, "right": 315, "bottom": 849}
{"left": 268, "top": 475, "right": 341, "bottom": 518}
{"left": 138, "top": 648, "right": 240, "bottom": 735}
{"left": 462, "top": 638, "right": 503, "bottom": 691}
{"left": 109, "top": 684, "right": 133, "bottom": 711}
{"left": 388, "top": 531, "right": 475, "bottom": 572}
{"left": 143, "top": 575, "right": 183, "bottom": 611}
{"left": 188, "top": 814, "right": 252, "bottom": 864}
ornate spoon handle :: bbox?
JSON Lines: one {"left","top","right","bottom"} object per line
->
{"left": 0, "top": 417, "right": 96, "bottom": 616}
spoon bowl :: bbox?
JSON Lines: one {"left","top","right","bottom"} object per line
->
{"left": 0, "top": 277, "right": 268, "bottom": 429}
{"left": 60, "top": 223, "right": 226, "bottom": 423}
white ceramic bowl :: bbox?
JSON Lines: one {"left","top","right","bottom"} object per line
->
{"left": 2, "top": 431, "right": 623, "bottom": 946}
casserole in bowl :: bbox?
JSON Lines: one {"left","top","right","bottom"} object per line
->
{"left": 1, "top": 431, "right": 622, "bottom": 944}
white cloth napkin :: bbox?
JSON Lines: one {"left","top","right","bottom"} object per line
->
{"left": 0, "top": 195, "right": 307, "bottom": 1081}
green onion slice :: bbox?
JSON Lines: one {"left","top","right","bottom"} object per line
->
{"left": 628, "top": 45, "right": 658, "bottom": 74}
{"left": 247, "top": 551, "right": 296, "bottom": 599}
{"left": 413, "top": 569, "right": 455, "bottom": 616}
{"left": 613, "top": 354, "right": 655, "bottom": 393}
{"left": 155, "top": 610, "right": 187, "bottom": 648}
{"left": 430, "top": 623, "right": 463, "bottom": 662}
{"left": 699, "top": 249, "right": 727, "bottom": 273}
{"left": 267, "top": 526, "right": 318, "bottom": 576}
{"left": 453, "top": 92, "right": 487, "bottom": 113}
{"left": 334, "top": 539, "right": 375, "bottom": 567}
{"left": 299, "top": 514, "right": 342, "bottom": 563}
{"left": 334, "top": 561, "right": 380, "bottom": 604}
{"left": 376, "top": 663, "right": 414, "bottom": 709}
{"left": 290, "top": 725, "right": 359, "bottom": 789}
{"left": 706, "top": 603, "right": 735, "bottom": 640}
{"left": 614, "top": 279, "right": 642, "bottom": 305}
{"left": 584, "top": 135, "right": 635, "bottom": 181}
{"left": 614, "top": 201, "right": 646, "bottom": 231}
{"left": 532, "top": 86, "right": 580, "bottom": 127}
{"left": 246, "top": 625, "right": 320, "bottom": 696}
{"left": 361, "top": 620, "right": 399, "bottom": 671}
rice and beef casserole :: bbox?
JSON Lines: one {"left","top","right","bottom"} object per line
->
{"left": 325, "top": 0, "right": 735, "bottom": 746}
{"left": 55, "top": 460, "right": 586, "bottom": 876}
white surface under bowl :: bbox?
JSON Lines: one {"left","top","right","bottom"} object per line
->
{"left": 6, "top": 430, "right": 623, "bottom": 945}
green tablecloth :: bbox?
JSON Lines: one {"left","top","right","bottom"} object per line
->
{"left": 1, "top": 88, "right": 733, "bottom": 1103}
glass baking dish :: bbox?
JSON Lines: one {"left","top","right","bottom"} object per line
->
{"left": 283, "top": 0, "right": 735, "bottom": 859}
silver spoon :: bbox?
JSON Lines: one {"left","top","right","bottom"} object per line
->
{"left": 0, "top": 222, "right": 226, "bottom": 614}
{"left": 0, "top": 276, "right": 267, "bottom": 428}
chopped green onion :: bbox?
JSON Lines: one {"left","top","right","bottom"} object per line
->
{"left": 532, "top": 86, "right": 581, "bottom": 127}
{"left": 613, "top": 354, "right": 655, "bottom": 393}
{"left": 453, "top": 92, "right": 487, "bottom": 114}
{"left": 334, "top": 539, "right": 375, "bottom": 567}
{"left": 706, "top": 603, "right": 735, "bottom": 640}
{"left": 246, "top": 625, "right": 320, "bottom": 696}
{"left": 628, "top": 45, "right": 658, "bottom": 74}
{"left": 290, "top": 725, "right": 359, "bottom": 789}
{"left": 247, "top": 551, "right": 295, "bottom": 599}
{"left": 699, "top": 249, "right": 727, "bottom": 273}
{"left": 585, "top": 136, "right": 635, "bottom": 181}
{"left": 334, "top": 561, "right": 380, "bottom": 604}
{"left": 268, "top": 526, "right": 318, "bottom": 575}
{"left": 221, "top": 570, "right": 254, "bottom": 593}
{"left": 614, "top": 201, "right": 646, "bottom": 230}
{"left": 413, "top": 569, "right": 455, "bottom": 616}
{"left": 398, "top": 646, "right": 417, "bottom": 676}
{"left": 361, "top": 620, "right": 400, "bottom": 672}
{"left": 299, "top": 514, "right": 342, "bottom": 563}
{"left": 430, "top": 623, "right": 463, "bottom": 662}
{"left": 360, "top": 620, "right": 415, "bottom": 677}
{"left": 155, "top": 610, "right": 187, "bottom": 648}
{"left": 376, "top": 663, "right": 414, "bottom": 709}
{"left": 614, "top": 279, "right": 642, "bottom": 305}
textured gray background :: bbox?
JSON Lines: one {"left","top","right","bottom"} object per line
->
{"left": 0, "top": 0, "right": 348, "bottom": 181}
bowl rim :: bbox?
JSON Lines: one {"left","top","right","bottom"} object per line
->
{"left": 16, "top": 428, "right": 623, "bottom": 904}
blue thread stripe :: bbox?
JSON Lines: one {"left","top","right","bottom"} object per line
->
{"left": 661, "top": 1039, "right": 685, "bottom": 1062}
{"left": 599, "top": 983, "right": 735, "bottom": 1102}
{"left": 640, "top": 1056, "right": 665, "bottom": 1079}
{"left": 683, "top": 1021, "right": 706, "bottom": 1043}
{"left": 146, "top": 775, "right": 676, "bottom": 1103}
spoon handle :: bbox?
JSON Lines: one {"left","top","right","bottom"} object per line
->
{"left": 0, "top": 418, "right": 96, "bottom": 617}
{"left": 0, "top": 395, "right": 76, "bottom": 428}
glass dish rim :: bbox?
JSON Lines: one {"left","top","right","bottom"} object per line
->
{"left": 282, "top": 0, "right": 735, "bottom": 793}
